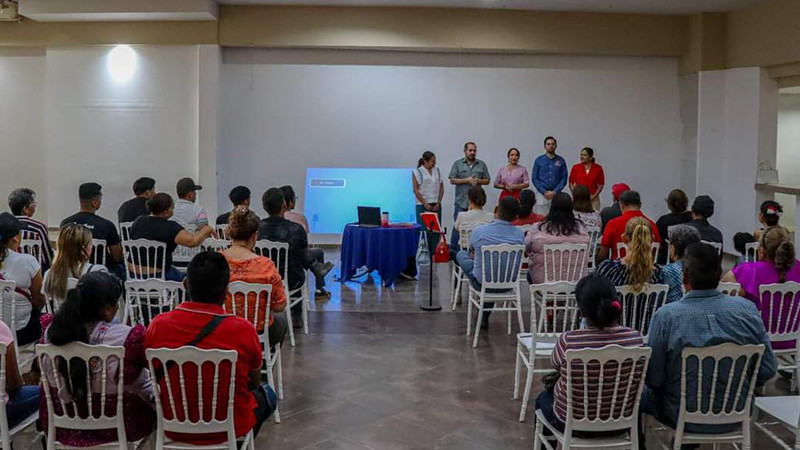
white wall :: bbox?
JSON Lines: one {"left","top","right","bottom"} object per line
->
{"left": 777, "top": 93, "right": 800, "bottom": 229}
{"left": 220, "top": 50, "right": 683, "bottom": 233}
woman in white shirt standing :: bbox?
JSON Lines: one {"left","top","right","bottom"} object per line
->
{"left": 43, "top": 223, "right": 107, "bottom": 311}
{"left": 413, "top": 151, "right": 444, "bottom": 250}
{"left": 0, "top": 213, "right": 45, "bottom": 346}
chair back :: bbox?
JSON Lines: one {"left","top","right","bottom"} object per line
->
{"left": 758, "top": 282, "right": 800, "bottom": 346}
{"left": 616, "top": 242, "right": 660, "bottom": 263}
{"left": 36, "top": 343, "right": 127, "bottom": 449}
{"left": 718, "top": 282, "right": 742, "bottom": 297}
{"left": 542, "top": 243, "right": 588, "bottom": 283}
{"left": 124, "top": 280, "right": 184, "bottom": 327}
{"left": 615, "top": 284, "right": 669, "bottom": 341}
{"left": 458, "top": 223, "right": 480, "bottom": 251}
{"left": 701, "top": 240, "right": 723, "bottom": 255}
{"left": 201, "top": 238, "right": 231, "bottom": 253}
{"left": 146, "top": 347, "right": 239, "bottom": 448}
{"left": 586, "top": 226, "right": 602, "bottom": 272}
{"left": 0, "top": 342, "right": 11, "bottom": 450}
{"left": 122, "top": 239, "right": 167, "bottom": 281}
{"left": 226, "top": 281, "right": 273, "bottom": 337}
{"left": 564, "top": 345, "right": 652, "bottom": 434}
{"left": 216, "top": 225, "right": 228, "bottom": 240}
{"left": 0, "top": 282, "right": 16, "bottom": 343}
{"left": 677, "top": 343, "right": 765, "bottom": 429}
{"left": 118, "top": 222, "right": 133, "bottom": 242}
{"left": 18, "top": 231, "right": 43, "bottom": 266}
{"left": 529, "top": 282, "right": 580, "bottom": 343}
{"left": 171, "top": 245, "right": 201, "bottom": 268}
{"left": 478, "top": 244, "right": 525, "bottom": 289}
{"left": 744, "top": 242, "right": 759, "bottom": 263}
{"left": 89, "top": 239, "right": 107, "bottom": 266}
{"left": 254, "top": 240, "right": 291, "bottom": 292}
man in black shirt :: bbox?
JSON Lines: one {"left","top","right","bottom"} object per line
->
{"left": 687, "top": 195, "right": 724, "bottom": 249}
{"left": 215, "top": 185, "right": 258, "bottom": 226}
{"left": 655, "top": 189, "right": 693, "bottom": 264}
{"left": 118, "top": 177, "right": 155, "bottom": 224}
{"left": 61, "top": 182, "right": 123, "bottom": 275}
{"left": 600, "top": 182, "right": 629, "bottom": 231}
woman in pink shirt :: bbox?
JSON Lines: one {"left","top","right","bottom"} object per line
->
{"left": 525, "top": 193, "right": 589, "bottom": 284}
{"left": 494, "top": 148, "right": 530, "bottom": 201}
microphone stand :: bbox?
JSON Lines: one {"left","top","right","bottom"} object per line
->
{"left": 420, "top": 224, "right": 444, "bottom": 311}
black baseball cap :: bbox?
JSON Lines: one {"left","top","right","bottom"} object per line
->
{"left": 0, "top": 212, "right": 20, "bottom": 245}
{"left": 692, "top": 195, "right": 715, "bottom": 218}
{"left": 79, "top": 182, "right": 103, "bottom": 200}
{"left": 176, "top": 178, "right": 203, "bottom": 197}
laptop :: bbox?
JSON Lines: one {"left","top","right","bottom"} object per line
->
{"left": 357, "top": 206, "right": 382, "bottom": 228}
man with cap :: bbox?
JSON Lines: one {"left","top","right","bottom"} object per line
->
{"left": 60, "top": 182, "right": 123, "bottom": 273}
{"left": 599, "top": 190, "right": 661, "bottom": 261}
{"left": 687, "top": 195, "right": 723, "bottom": 247}
{"left": 599, "top": 183, "right": 630, "bottom": 232}
{"left": 172, "top": 177, "right": 213, "bottom": 235}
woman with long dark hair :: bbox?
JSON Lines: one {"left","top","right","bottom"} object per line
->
{"left": 525, "top": 193, "right": 589, "bottom": 283}
{"left": 571, "top": 184, "right": 600, "bottom": 228}
{"left": 511, "top": 189, "right": 544, "bottom": 226}
{"left": 494, "top": 148, "right": 530, "bottom": 201}
{"left": 568, "top": 147, "right": 605, "bottom": 211}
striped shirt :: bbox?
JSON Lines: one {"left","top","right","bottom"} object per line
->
{"left": 596, "top": 259, "right": 664, "bottom": 287}
{"left": 552, "top": 327, "right": 645, "bottom": 423}
{"left": 16, "top": 216, "right": 53, "bottom": 271}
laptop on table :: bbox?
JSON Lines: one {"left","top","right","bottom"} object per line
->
{"left": 357, "top": 206, "right": 382, "bottom": 228}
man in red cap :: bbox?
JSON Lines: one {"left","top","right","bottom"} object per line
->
{"left": 599, "top": 183, "right": 630, "bottom": 231}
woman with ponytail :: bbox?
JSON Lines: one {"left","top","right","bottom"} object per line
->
{"left": 596, "top": 216, "right": 664, "bottom": 292}
{"left": 754, "top": 200, "right": 783, "bottom": 241}
{"left": 534, "top": 273, "right": 644, "bottom": 435}
{"left": 568, "top": 147, "right": 605, "bottom": 211}
{"left": 43, "top": 223, "right": 107, "bottom": 308}
{"left": 40, "top": 271, "right": 155, "bottom": 446}
{"left": 413, "top": 151, "right": 443, "bottom": 251}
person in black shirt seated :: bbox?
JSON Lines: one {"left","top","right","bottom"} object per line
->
{"left": 118, "top": 177, "right": 155, "bottom": 224}
{"left": 215, "top": 186, "right": 258, "bottom": 226}
{"left": 687, "top": 195, "right": 723, "bottom": 249}
{"left": 60, "top": 183, "right": 123, "bottom": 276}
{"left": 655, "top": 189, "right": 693, "bottom": 264}
{"left": 129, "top": 193, "right": 213, "bottom": 281}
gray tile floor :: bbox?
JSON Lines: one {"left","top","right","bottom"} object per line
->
{"left": 256, "top": 255, "right": 796, "bottom": 449}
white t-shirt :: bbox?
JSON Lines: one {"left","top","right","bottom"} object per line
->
{"left": 171, "top": 199, "right": 209, "bottom": 232}
{"left": 413, "top": 166, "right": 443, "bottom": 205}
{"left": 0, "top": 250, "right": 40, "bottom": 331}
{"left": 454, "top": 210, "right": 494, "bottom": 232}
{"left": 42, "top": 262, "right": 108, "bottom": 306}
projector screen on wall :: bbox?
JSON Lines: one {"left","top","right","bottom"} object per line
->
{"left": 303, "top": 168, "right": 417, "bottom": 233}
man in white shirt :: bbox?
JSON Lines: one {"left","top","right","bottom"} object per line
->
{"left": 450, "top": 185, "right": 494, "bottom": 257}
{"left": 171, "top": 177, "right": 212, "bottom": 233}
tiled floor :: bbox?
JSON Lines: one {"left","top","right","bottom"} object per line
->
{"left": 255, "top": 255, "right": 796, "bottom": 449}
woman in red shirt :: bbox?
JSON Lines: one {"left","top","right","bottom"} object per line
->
{"left": 568, "top": 147, "right": 605, "bottom": 211}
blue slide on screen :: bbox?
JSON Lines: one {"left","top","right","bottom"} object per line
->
{"left": 303, "top": 168, "right": 417, "bottom": 233}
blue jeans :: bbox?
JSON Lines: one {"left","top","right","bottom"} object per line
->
{"left": 456, "top": 250, "right": 491, "bottom": 321}
{"left": 251, "top": 384, "right": 277, "bottom": 438}
{"left": 6, "top": 385, "right": 40, "bottom": 428}
{"left": 165, "top": 266, "right": 185, "bottom": 282}
{"left": 450, "top": 204, "right": 468, "bottom": 256}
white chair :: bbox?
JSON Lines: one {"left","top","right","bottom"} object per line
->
{"left": 533, "top": 345, "right": 653, "bottom": 450}
{"left": 451, "top": 223, "right": 478, "bottom": 310}
{"left": 745, "top": 241, "right": 759, "bottom": 263}
{"left": 616, "top": 242, "right": 660, "bottom": 263}
{"left": 122, "top": 239, "right": 167, "bottom": 281}
{"left": 586, "top": 226, "right": 602, "bottom": 273}
{"left": 0, "top": 342, "right": 41, "bottom": 450}
{"left": 226, "top": 281, "right": 282, "bottom": 423}
{"left": 758, "top": 282, "right": 800, "bottom": 392}
{"left": 37, "top": 342, "right": 130, "bottom": 450}
{"left": 542, "top": 243, "right": 588, "bottom": 283}
{"left": 0, "top": 282, "right": 17, "bottom": 344}
{"left": 701, "top": 240, "right": 723, "bottom": 255}
{"left": 124, "top": 280, "right": 184, "bottom": 327}
{"left": 615, "top": 284, "right": 669, "bottom": 343}
{"left": 118, "top": 222, "right": 133, "bottom": 242}
{"left": 201, "top": 238, "right": 231, "bottom": 253}
{"left": 718, "top": 281, "right": 742, "bottom": 297}
{"left": 254, "top": 240, "right": 308, "bottom": 347}
{"left": 171, "top": 245, "right": 201, "bottom": 273}
{"left": 515, "top": 282, "right": 579, "bottom": 422}
{"left": 146, "top": 347, "right": 255, "bottom": 450}
{"left": 215, "top": 225, "right": 228, "bottom": 240}
{"left": 753, "top": 394, "right": 799, "bottom": 450}
{"left": 90, "top": 238, "right": 107, "bottom": 267}
{"left": 467, "top": 244, "right": 525, "bottom": 348}
{"left": 18, "top": 235, "right": 43, "bottom": 267}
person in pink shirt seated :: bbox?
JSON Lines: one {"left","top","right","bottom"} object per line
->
{"left": 494, "top": 148, "right": 530, "bottom": 201}
{"left": 525, "top": 193, "right": 589, "bottom": 284}
{"left": 512, "top": 190, "right": 545, "bottom": 226}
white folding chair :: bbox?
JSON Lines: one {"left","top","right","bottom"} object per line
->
{"left": 90, "top": 239, "right": 107, "bottom": 267}
{"left": 515, "top": 282, "right": 579, "bottom": 422}
{"left": 451, "top": 224, "right": 478, "bottom": 310}
{"left": 146, "top": 347, "right": 255, "bottom": 450}
{"left": 18, "top": 234, "right": 43, "bottom": 267}
{"left": 37, "top": 342, "right": 130, "bottom": 450}
{"left": 122, "top": 239, "right": 167, "bottom": 281}
{"left": 754, "top": 394, "right": 799, "bottom": 450}
{"left": 651, "top": 343, "right": 765, "bottom": 450}
{"left": 254, "top": 240, "right": 308, "bottom": 347}
{"left": 745, "top": 242, "right": 759, "bottom": 263}
{"left": 534, "top": 345, "right": 652, "bottom": 450}
{"left": 0, "top": 281, "right": 33, "bottom": 367}
{"left": 200, "top": 238, "right": 231, "bottom": 253}
{"left": 615, "top": 284, "right": 669, "bottom": 343}
{"left": 718, "top": 281, "right": 742, "bottom": 297}
{"left": 542, "top": 243, "right": 588, "bottom": 283}
{"left": 616, "top": 242, "right": 660, "bottom": 263}
{"left": 123, "top": 280, "right": 184, "bottom": 328}
{"left": 171, "top": 245, "right": 201, "bottom": 273}
{"left": 701, "top": 240, "right": 723, "bottom": 255}
{"left": 467, "top": 244, "right": 525, "bottom": 348}
{"left": 515, "top": 225, "right": 532, "bottom": 281}
{"left": 586, "top": 226, "right": 602, "bottom": 273}
{"left": 118, "top": 222, "right": 133, "bottom": 242}
{"left": 215, "top": 225, "right": 228, "bottom": 240}
{"left": 758, "top": 282, "right": 800, "bottom": 392}
{"left": 0, "top": 342, "right": 41, "bottom": 450}
{"left": 226, "top": 281, "right": 282, "bottom": 423}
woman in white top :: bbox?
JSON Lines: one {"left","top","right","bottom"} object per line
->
{"left": 43, "top": 223, "right": 107, "bottom": 311}
{"left": 413, "top": 151, "right": 444, "bottom": 250}
{"left": 450, "top": 186, "right": 494, "bottom": 256}
{"left": 0, "top": 213, "right": 45, "bottom": 346}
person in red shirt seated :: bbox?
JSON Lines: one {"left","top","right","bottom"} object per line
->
{"left": 145, "top": 252, "right": 276, "bottom": 446}
{"left": 598, "top": 190, "right": 661, "bottom": 262}
{"left": 511, "top": 189, "right": 545, "bottom": 226}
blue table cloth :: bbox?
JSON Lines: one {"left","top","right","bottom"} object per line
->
{"left": 340, "top": 224, "right": 421, "bottom": 286}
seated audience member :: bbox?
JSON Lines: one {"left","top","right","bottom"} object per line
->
{"left": 571, "top": 184, "right": 601, "bottom": 228}
{"left": 216, "top": 185, "right": 256, "bottom": 226}
{"left": 171, "top": 177, "right": 212, "bottom": 235}
{"left": 733, "top": 231, "right": 757, "bottom": 267}
{"left": 511, "top": 189, "right": 545, "bottom": 226}
{"left": 686, "top": 195, "right": 723, "bottom": 247}
{"left": 8, "top": 188, "right": 54, "bottom": 271}
{"left": 455, "top": 197, "right": 525, "bottom": 329}
{"left": 754, "top": 200, "right": 783, "bottom": 241}
{"left": 60, "top": 183, "right": 123, "bottom": 274}
{"left": 525, "top": 193, "right": 589, "bottom": 284}
{"left": 281, "top": 185, "right": 333, "bottom": 297}
{"left": 221, "top": 207, "right": 288, "bottom": 347}
{"left": 259, "top": 188, "right": 332, "bottom": 325}
{"left": 640, "top": 243, "right": 776, "bottom": 446}
{"left": 599, "top": 190, "right": 660, "bottom": 261}
{"left": 596, "top": 217, "right": 664, "bottom": 290}
{"left": 42, "top": 223, "right": 107, "bottom": 308}
{"left": 146, "top": 252, "right": 276, "bottom": 445}
{"left": 536, "top": 273, "right": 644, "bottom": 436}
{"left": 41, "top": 271, "right": 155, "bottom": 446}
{"left": 129, "top": 193, "right": 212, "bottom": 281}
{"left": 0, "top": 213, "right": 45, "bottom": 346}
{"left": 599, "top": 183, "right": 629, "bottom": 231}
{"left": 118, "top": 177, "right": 155, "bottom": 224}
{"left": 660, "top": 225, "right": 701, "bottom": 303}
{"left": 655, "top": 189, "right": 693, "bottom": 264}
{"left": 0, "top": 319, "right": 39, "bottom": 427}
{"left": 724, "top": 226, "right": 800, "bottom": 353}
{"left": 451, "top": 186, "right": 494, "bottom": 256}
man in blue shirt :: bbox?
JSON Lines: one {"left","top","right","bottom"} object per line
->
{"left": 532, "top": 136, "right": 567, "bottom": 215}
{"left": 640, "top": 243, "right": 777, "bottom": 449}
{"left": 455, "top": 197, "right": 525, "bottom": 329}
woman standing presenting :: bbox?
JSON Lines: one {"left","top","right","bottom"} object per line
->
{"left": 494, "top": 148, "right": 530, "bottom": 200}
{"left": 569, "top": 147, "right": 605, "bottom": 211}
{"left": 413, "top": 151, "right": 444, "bottom": 224}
